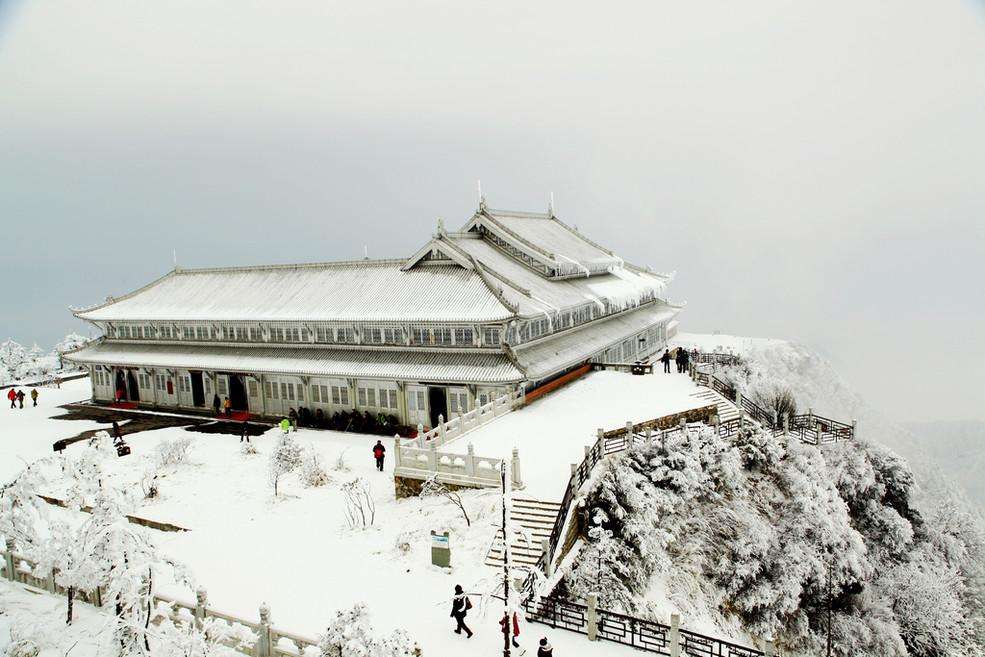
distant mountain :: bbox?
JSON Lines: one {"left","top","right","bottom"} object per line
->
{"left": 905, "top": 420, "right": 985, "bottom": 510}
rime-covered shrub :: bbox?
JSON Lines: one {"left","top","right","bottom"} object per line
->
{"left": 300, "top": 445, "right": 329, "bottom": 487}
{"left": 155, "top": 438, "right": 194, "bottom": 467}
{"left": 317, "top": 603, "right": 416, "bottom": 657}
{"left": 268, "top": 434, "right": 303, "bottom": 496}
{"left": 733, "top": 426, "right": 785, "bottom": 471}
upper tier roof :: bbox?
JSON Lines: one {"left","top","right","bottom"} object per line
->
{"left": 75, "top": 260, "right": 514, "bottom": 324}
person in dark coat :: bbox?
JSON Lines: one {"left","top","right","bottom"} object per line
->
{"left": 16, "top": 389, "right": 25, "bottom": 408}
{"left": 450, "top": 584, "right": 473, "bottom": 638}
{"left": 112, "top": 421, "right": 122, "bottom": 441}
{"left": 240, "top": 418, "right": 250, "bottom": 443}
{"left": 680, "top": 348, "right": 691, "bottom": 373}
{"left": 660, "top": 349, "right": 672, "bottom": 373}
{"left": 30, "top": 388, "right": 38, "bottom": 407}
{"left": 537, "top": 637, "right": 554, "bottom": 656}
{"left": 372, "top": 440, "right": 386, "bottom": 471}
{"left": 212, "top": 393, "right": 221, "bottom": 415}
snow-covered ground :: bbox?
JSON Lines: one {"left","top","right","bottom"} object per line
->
{"left": 448, "top": 369, "right": 708, "bottom": 498}
{"left": 0, "top": 378, "right": 646, "bottom": 656}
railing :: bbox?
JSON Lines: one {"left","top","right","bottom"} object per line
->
{"left": 691, "top": 352, "right": 743, "bottom": 368}
{"left": 591, "top": 362, "right": 654, "bottom": 375}
{"left": 401, "top": 388, "right": 523, "bottom": 449}
{"left": 393, "top": 440, "right": 520, "bottom": 490}
{"left": 522, "top": 592, "right": 765, "bottom": 657}
{"left": 1, "top": 543, "right": 397, "bottom": 657}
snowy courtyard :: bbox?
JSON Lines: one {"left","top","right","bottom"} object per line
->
{"left": 449, "top": 369, "right": 710, "bottom": 498}
{"left": 0, "top": 377, "right": 651, "bottom": 657}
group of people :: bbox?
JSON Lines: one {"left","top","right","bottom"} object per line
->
{"left": 212, "top": 394, "right": 234, "bottom": 416}
{"left": 450, "top": 585, "right": 554, "bottom": 655}
{"left": 6, "top": 387, "right": 38, "bottom": 409}
{"left": 660, "top": 347, "right": 694, "bottom": 374}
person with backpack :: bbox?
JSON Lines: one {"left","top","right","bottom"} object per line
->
{"left": 450, "top": 584, "right": 473, "bottom": 638}
{"left": 16, "top": 389, "right": 25, "bottom": 408}
{"left": 660, "top": 349, "right": 672, "bottom": 373}
{"left": 537, "top": 637, "right": 554, "bottom": 656}
{"left": 30, "top": 388, "right": 38, "bottom": 407}
{"left": 680, "top": 348, "right": 691, "bottom": 374}
{"left": 372, "top": 440, "right": 386, "bottom": 471}
{"left": 7, "top": 388, "right": 16, "bottom": 409}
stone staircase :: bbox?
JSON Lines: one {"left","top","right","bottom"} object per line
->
{"left": 485, "top": 497, "right": 561, "bottom": 568}
{"left": 689, "top": 386, "right": 742, "bottom": 424}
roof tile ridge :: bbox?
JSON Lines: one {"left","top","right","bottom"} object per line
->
{"left": 177, "top": 258, "right": 407, "bottom": 275}
{"left": 547, "top": 215, "right": 618, "bottom": 258}
{"left": 73, "top": 269, "right": 178, "bottom": 317}
{"left": 480, "top": 211, "right": 556, "bottom": 260}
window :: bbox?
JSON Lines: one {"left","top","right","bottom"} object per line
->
{"left": 159, "top": 325, "right": 173, "bottom": 340}
{"left": 358, "top": 387, "right": 367, "bottom": 406}
{"left": 144, "top": 325, "right": 154, "bottom": 338}
{"left": 195, "top": 326, "right": 210, "bottom": 341}
{"left": 410, "top": 327, "right": 428, "bottom": 345}
{"left": 477, "top": 392, "right": 490, "bottom": 406}
{"left": 365, "top": 327, "right": 383, "bottom": 344}
{"left": 156, "top": 374, "right": 167, "bottom": 391}
{"left": 331, "top": 385, "right": 349, "bottom": 406}
{"left": 367, "top": 388, "right": 375, "bottom": 407}
{"left": 311, "top": 385, "right": 320, "bottom": 403}
{"left": 266, "top": 381, "right": 279, "bottom": 399}
{"left": 249, "top": 326, "right": 263, "bottom": 342}
{"left": 316, "top": 327, "right": 333, "bottom": 343}
{"left": 270, "top": 328, "right": 284, "bottom": 342}
{"left": 179, "top": 376, "right": 191, "bottom": 393}
{"left": 248, "top": 380, "right": 259, "bottom": 397}
{"left": 337, "top": 327, "right": 355, "bottom": 344}
{"left": 482, "top": 327, "right": 501, "bottom": 347}
{"left": 449, "top": 391, "right": 469, "bottom": 415}
{"left": 297, "top": 384, "right": 304, "bottom": 401}
{"left": 217, "top": 377, "right": 228, "bottom": 396}
{"left": 384, "top": 389, "right": 398, "bottom": 410}
{"left": 383, "top": 327, "right": 401, "bottom": 344}
{"left": 319, "top": 385, "right": 329, "bottom": 403}
{"left": 453, "top": 327, "right": 473, "bottom": 346}
{"left": 433, "top": 327, "right": 452, "bottom": 345}
{"left": 408, "top": 390, "right": 426, "bottom": 412}
{"left": 183, "top": 326, "right": 194, "bottom": 340}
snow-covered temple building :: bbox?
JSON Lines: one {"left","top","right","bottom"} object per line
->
{"left": 65, "top": 203, "right": 681, "bottom": 427}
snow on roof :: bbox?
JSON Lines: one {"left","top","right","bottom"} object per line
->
{"left": 65, "top": 342, "right": 523, "bottom": 384}
{"left": 75, "top": 260, "right": 514, "bottom": 324}
{"left": 479, "top": 208, "right": 622, "bottom": 271}
{"left": 446, "top": 235, "right": 672, "bottom": 317}
{"left": 513, "top": 304, "right": 680, "bottom": 380}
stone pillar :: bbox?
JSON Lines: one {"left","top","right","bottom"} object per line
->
{"left": 586, "top": 592, "right": 599, "bottom": 641}
{"left": 3, "top": 538, "right": 15, "bottom": 582}
{"left": 625, "top": 421, "right": 634, "bottom": 445}
{"left": 852, "top": 418, "right": 858, "bottom": 437}
{"left": 511, "top": 448, "right": 523, "bottom": 488}
{"left": 194, "top": 587, "right": 207, "bottom": 630}
{"left": 783, "top": 414, "right": 790, "bottom": 436}
{"left": 735, "top": 390, "right": 743, "bottom": 408}
{"left": 256, "top": 604, "right": 272, "bottom": 657}
{"left": 393, "top": 435, "right": 402, "bottom": 469}
{"left": 437, "top": 414, "right": 445, "bottom": 443}
{"left": 416, "top": 423, "right": 424, "bottom": 448}
{"left": 669, "top": 613, "right": 681, "bottom": 657}
{"left": 428, "top": 442, "right": 438, "bottom": 474}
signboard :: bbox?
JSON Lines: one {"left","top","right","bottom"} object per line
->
{"left": 431, "top": 530, "right": 451, "bottom": 568}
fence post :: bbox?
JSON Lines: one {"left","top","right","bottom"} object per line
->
{"left": 3, "top": 538, "right": 14, "bottom": 582}
{"left": 437, "top": 414, "right": 445, "bottom": 442}
{"left": 669, "top": 613, "right": 681, "bottom": 657}
{"left": 466, "top": 443, "right": 476, "bottom": 478}
{"left": 586, "top": 592, "right": 599, "bottom": 641}
{"left": 597, "top": 428, "right": 604, "bottom": 442}
{"left": 783, "top": 414, "right": 790, "bottom": 435}
{"left": 393, "top": 435, "right": 401, "bottom": 469}
{"left": 541, "top": 539, "right": 553, "bottom": 578}
{"left": 852, "top": 418, "right": 858, "bottom": 437}
{"left": 256, "top": 603, "right": 272, "bottom": 657}
{"left": 194, "top": 586, "right": 207, "bottom": 630}
{"left": 511, "top": 448, "right": 523, "bottom": 488}
{"left": 735, "top": 390, "right": 743, "bottom": 409}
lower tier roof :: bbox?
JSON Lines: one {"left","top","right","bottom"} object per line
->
{"left": 65, "top": 342, "right": 524, "bottom": 385}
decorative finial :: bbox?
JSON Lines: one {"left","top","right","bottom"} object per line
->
{"left": 172, "top": 248, "right": 177, "bottom": 270}
{"left": 477, "top": 179, "right": 486, "bottom": 212}
{"left": 437, "top": 217, "right": 445, "bottom": 234}
{"left": 363, "top": 245, "right": 369, "bottom": 260}
{"left": 548, "top": 191, "right": 555, "bottom": 217}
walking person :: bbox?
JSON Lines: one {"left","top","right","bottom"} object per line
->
{"left": 660, "top": 349, "right": 672, "bottom": 373}
{"left": 500, "top": 611, "right": 520, "bottom": 649}
{"left": 240, "top": 418, "right": 250, "bottom": 443}
{"left": 372, "top": 439, "right": 386, "bottom": 471}
{"left": 16, "top": 389, "right": 25, "bottom": 409}
{"left": 681, "top": 347, "right": 691, "bottom": 374}
{"left": 222, "top": 396, "right": 232, "bottom": 417}
{"left": 537, "top": 637, "right": 554, "bottom": 656}
{"left": 30, "top": 388, "right": 38, "bottom": 407}
{"left": 212, "top": 393, "right": 221, "bottom": 416}
{"left": 112, "top": 421, "right": 122, "bottom": 443}
{"left": 450, "top": 584, "right": 473, "bottom": 638}
{"left": 7, "top": 388, "right": 16, "bottom": 409}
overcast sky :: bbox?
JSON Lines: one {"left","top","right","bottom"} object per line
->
{"left": 1, "top": 0, "right": 982, "bottom": 422}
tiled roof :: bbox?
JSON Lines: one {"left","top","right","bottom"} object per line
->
{"left": 75, "top": 260, "right": 514, "bottom": 324}
{"left": 65, "top": 342, "right": 524, "bottom": 384}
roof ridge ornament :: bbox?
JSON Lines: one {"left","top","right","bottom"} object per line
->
{"left": 434, "top": 217, "right": 445, "bottom": 238}
{"left": 548, "top": 191, "right": 555, "bottom": 218}
{"left": 477, "top": 179, "right": 487, "bottom": 212}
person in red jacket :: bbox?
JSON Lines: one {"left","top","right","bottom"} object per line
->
{"left": 7, "top": 388, "right": 16, "bottom": 409}
{"left": 372, "top": 440, "right": 386, "bottom": 471}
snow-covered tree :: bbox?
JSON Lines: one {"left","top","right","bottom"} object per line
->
{"left": 299, "top": 444, "right": 329, "bottom": 487}
{"left": 418, "top": 475, "right": 470, "bottom": 527}
{"left": 317, "top": 603, "right": 417, "bottom": 657}
{"left": 268, "top": 434, "right": 303, "bottom": 496}
{"left": 341, "top": 478, "right": 375, "bottom": 529}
